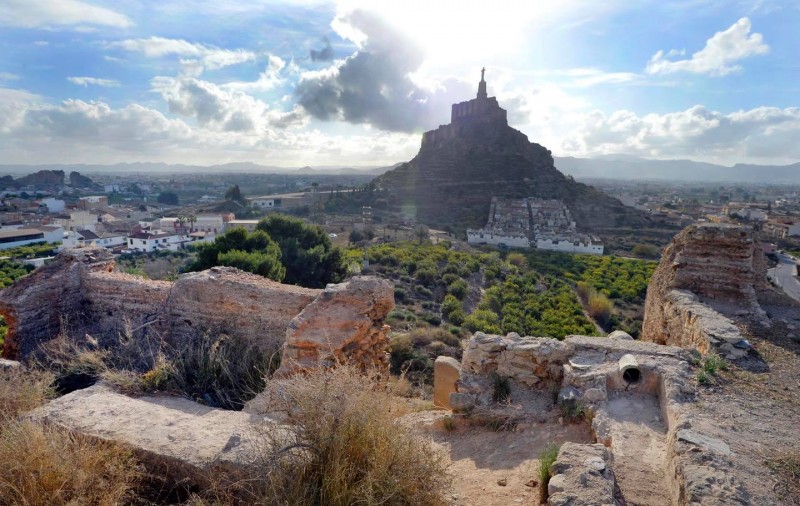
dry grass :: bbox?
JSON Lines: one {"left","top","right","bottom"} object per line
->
{"left": 36, "top": 326, "right": 276, "bottom": 410}
{"left": 0, "top": 366, "right": 54, "bottom": 419}
{"left": 0, "top": 421, "right": 141, "bottom": 505}
{"left": 766, "top": 451, "right": 800, "bottom": 505}
{"left": 0, "top": 365, "right": 142, "bottom": 505}
{"left": 255, "top": 366, "right": 451, "bottom": 505}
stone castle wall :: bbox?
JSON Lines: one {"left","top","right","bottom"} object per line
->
{"left": 0, "top": 248, "right": 393, "bottom": 374}
{"left": 642, "top": 223, "right": 764, "bottom": 358}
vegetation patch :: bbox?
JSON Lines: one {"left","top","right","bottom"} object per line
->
{"left": 256, "top": 366, "right": 450, "bottom": 505}
{"left": 538, "top": 442, "right": 561, "bottom": 503}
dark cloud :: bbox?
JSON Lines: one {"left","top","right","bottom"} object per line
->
{"left": 295, "top": 10, "right": 471, "bottom": 133}
{"left": 310, "top": 37, "right": 334, "bottom": 62}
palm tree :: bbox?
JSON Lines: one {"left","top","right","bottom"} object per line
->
{"left": 187, "top": 214, "right": 197, "bottom": 233}
{"left": 176, "top": 215, "right": 187, "bottom": 234}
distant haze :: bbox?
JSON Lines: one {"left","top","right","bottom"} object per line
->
{"left": 554, "top": 156, "right": 800, "bottom": 184}
{"left": 1, "top": 157, "right": 798, "bottom": 184}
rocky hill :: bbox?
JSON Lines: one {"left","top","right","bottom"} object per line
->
{"left": 13, "top": 169, "right": 65, "bottom": 188}
{"left": 374, "top": 75, "right": 649, "bottom": 233}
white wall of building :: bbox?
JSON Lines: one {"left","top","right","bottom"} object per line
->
{"left": 467, "top": 230, "right": 530, "bottom": 248}
{"left": 535, "top": 239, "right": 604, "bottom": 255}
{"left": 40, "top": 198, "right": 65, "bottom": 213}
{"left": 126, "top": 233, "right": 184, "bottom": 253}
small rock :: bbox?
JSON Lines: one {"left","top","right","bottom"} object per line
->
{"left": 525, "top": 479, "right": 538, "bottom": 488}
{"left": 497, "top": 478, "right": 507, "bottom": 487}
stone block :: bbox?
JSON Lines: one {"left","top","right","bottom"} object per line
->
{"left": 433, "top": 356, "right": 461, "bottom": 410}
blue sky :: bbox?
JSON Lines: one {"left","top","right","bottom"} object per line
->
{"left": 0, "top": 0, "right": 798, "bottom": 166}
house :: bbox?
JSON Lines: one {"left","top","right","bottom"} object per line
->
{"left": 78, "top": 196, "right": 109, "bottom": 210}
{"left": 77, "top": 229, "right": 127, "bottom": 249}
{"left": 247, "top": 196, "right": 279, "bottom": 209}
{"left": 38, "top": 198, "right": 65, "bottom": 213}
{"left": 0, "top": 225, "right": 64, "bottom": 250}
{"left": 764, "top": 220, "right": 800, "bottom": 239}
{"left": 53, "top": 211, "right": 98, "bottom": 232}
{"left": 158, "top": 215, "right": 225, "bottom": 234}
{"left": 225, "top": 219, "right": 259, "bottom": 232}
{"left": 126, "top": 231, "right": 184, "bottom": 253}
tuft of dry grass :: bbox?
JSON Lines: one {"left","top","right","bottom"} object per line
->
{"left": 538, "top": 442, "right": 561, "bottom": 504}
{"left": 0, "top": 365, "right": 142, "bottom": 505}
{"left": 766, "top": 451, "right": 800, "bottom": 504}
{"left": 256, "top": 366, "right": 451, "bottom": 506}
{"left": 0, "top": 366, "right": 54, "bottom": 419}
{"left": 0, "top": 421, "right": 142, "bottom": 505}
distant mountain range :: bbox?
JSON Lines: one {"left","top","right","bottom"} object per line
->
{"left": 0, "top": 162, "right": 397, "bottom": 177}
{"left": 1, "top": 156, "right": 798, "bottom": 183}
{"left": 554, "top": 155, "right": 800, "bottom": 183}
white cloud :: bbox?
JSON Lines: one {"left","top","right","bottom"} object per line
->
{"left": 223, "top": 55, "right": 286, "bottom": 92}
{"left": 151, "top": 76, "right": 306, "bottom": 132}
{"left": 646, "top": 17, "right": 769, "bottom": 76}
{"left": 109, "top": 37, "right": 256, "bottom": 72}
{"left": 0, "top": 0, "right": 132, "bottom": 29}
{"left": 0, "top": 87, "right": 416, "bottom": 165}
{"left": 0, "top": 72, "right": 20, "bottom": 82}
{"left": 561, "top": 105, "right": 800, "bottom": 164}
{"left": 67, "top": 76, "right": 120, "bottom": 87}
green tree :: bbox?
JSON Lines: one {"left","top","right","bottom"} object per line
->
{"left": 256, "top": 214, "right": 346, "bottom": 288}
{"left": 157, "top": 191, "right": 179, "bottom": 205}
{"left": 224, "top": 185, "right": 246, "bottom": 204}
{"left": 189, "top": 228, "right": 285, "bottom": 282}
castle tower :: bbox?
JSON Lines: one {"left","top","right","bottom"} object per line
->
{"left": 477, "top": 67, "right": 487, "bottom": 100}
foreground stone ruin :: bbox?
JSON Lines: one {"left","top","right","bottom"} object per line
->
{"left": 642, "top": 223, "right": 766, "bottom": 359}
{"left": 441, "top": 331, "right": 748, "bottom": 505}
{"left": 0, "top": 248, "right": 394, "bottom": 373}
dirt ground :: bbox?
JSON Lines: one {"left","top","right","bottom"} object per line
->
{"left": 687, "top": 304, "right": 800, "bottom": 505}
{"left": 404, "top": 408, "right": 593, "bottom": 506}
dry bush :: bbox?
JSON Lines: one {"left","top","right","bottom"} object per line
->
{"left": 0, "top": 366, "right": 53, "bottom": 420}
{"left": 0, "top": 366, "right": 141, "bottom": 505}
{"left": 767, "top": 451, "right": 800, "bottom": 504}
{"left": 0, "top": 421, "right": 141, "bottom": 505}
{"left": 37, "top": 326, "right": 276, "bottom": 410}
{"left": 587, "top": 292, "right": 613, "bottom": 325}
{"left": 256, "top": 366, "right": 450, "bottom": 505}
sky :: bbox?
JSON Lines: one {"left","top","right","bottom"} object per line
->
{"left": 0, "top": 0, "right": 799, "bottom": 167}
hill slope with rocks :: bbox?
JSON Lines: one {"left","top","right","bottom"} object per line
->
{"left": 375, "top": 75, "right": 650, "bottom": 233}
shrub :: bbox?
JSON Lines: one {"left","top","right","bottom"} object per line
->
{"left": 0, "top": 421, "right": 141, "bottom": 505}
{"left": 491, "top": 373, "right": 511, "bottom": 403}
{"left": 394, "top": 287, "right": 407, "bottom": 303}
{"left": 632, "top": 243, "right": 660, "bottom": 258}
{"left": 538, "top": 443, "right": 561, "bottom": 503}
{"left": 447, "top": 278, "right": 469, "bottom": 300}
{"left": 415, "top": 267, "right": 437, "bottom": 286}
{"left": 0, "top": 367, "right": 142, "bottom": 505}
{"left": 506, "top": 252, "right": 528, "bottom": 269}
{"left": 0, "top": 367, "right": 53, "bottom": 420}
{"left": 587, "top": 292, "right": 613, "bottom": 326}
{"left": 257, "top": 367, "right": 450, "bottom": 505}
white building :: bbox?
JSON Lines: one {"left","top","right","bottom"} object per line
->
{"left": 734, "top": 208, "right": 768, "bottom": 221}
{"left": 104, "top": 184, "right": 121, "bottom": 193}
{"left": 38, "top": 197, "right": 65, "bottom": 213}
{"left": 126, "top": 231, "right": 185, "bottom": 253}
{"left": 78, "top": 230, "right": 127, "bottom": 249}
{"left": 0, "top": 225, "right": 64, "bottom": 250}
{"left": 225, "top": 219, "right": 260, "bottom": 232}
{"left": 157, "top": 215, "right": 225, "bottom": 235}
{"left": 466, "top": 229, "right": 530, "bottom": 248}
{"left": 53, "top": 211, "right": 98, "bottom": 232}
{"left": 535, "top": 238, "right": 604, "bottom": 255}
{"left": 248, "top": 196, "right": 279, "bottom": 209}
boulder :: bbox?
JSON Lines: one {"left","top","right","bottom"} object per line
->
{"left": 433, "top": 356, "right": 461, "bottom": 410}
{"left": 32, "top": 383, "right": 272, "bottom": 485}
{"left": 607, "top": 330, "right": 633, "bottom": 340}
{"left": 274, "top": 276, "right": 395, "bottom": 376}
